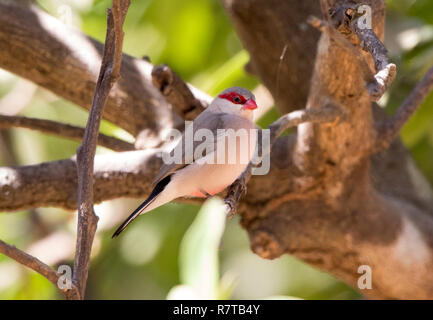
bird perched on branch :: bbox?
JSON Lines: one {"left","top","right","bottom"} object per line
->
{"left": 112, "top": 87, "right": 258, "bottom": 237}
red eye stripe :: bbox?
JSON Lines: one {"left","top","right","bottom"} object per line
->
{"left": 218, "top": 92, "right": 247, "bottom": 104}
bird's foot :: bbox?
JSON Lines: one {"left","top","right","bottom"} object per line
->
{"left": 224, "top": 197, "right": 236, "bottom": 219}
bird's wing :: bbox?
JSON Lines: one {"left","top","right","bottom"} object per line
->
{"left": 152, "top": 111, "right": 224, "bottom": 185}
{"left": 152, "top": 112, "right": 250, "bottom": 185}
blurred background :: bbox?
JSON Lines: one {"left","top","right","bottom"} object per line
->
{"left": 0, "top": 0, "right": 432, "bottom": 299}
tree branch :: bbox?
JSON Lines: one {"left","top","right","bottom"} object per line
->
{"left": 0, "top": 239, "right": 80, "bottom": 299}
{"left": 308, "top": 15, "right": 377, "bottom": 92}
{"left": 224, "top": 0, "right": 433, "bottom": 299}
{"left": 267, "top": 105, "right": 343, "bottom": 143}
{"left": 376, "top": 65, "right": 433, "bottom": 150}
{"left": 0, "top": 115, "right": 135, "bottom": 152}
{"left": 152, "top": 64, "right": 208, "bottom": 120}
{"left": 1, "top": 0, "right": 433, "bottom": 300}
{"left": 225, "top": 105, "right": 343, "bottom": 216}
{"left": 313, "top": 1, "right": 396, "bottom": 102}
{"left": 221, "top": 0, "right": 321, "bottom": 114}
{"left": 344, "top": 5, "right": 397, "bottom": 101}
{"left": 0, "top": 1, "right": 180, "bottom": 146}
{"left": 0, "top": 149, "right": 162, "bottom": 211}
{"left": 73, "top": 0, "right": 129, "bottom": 299}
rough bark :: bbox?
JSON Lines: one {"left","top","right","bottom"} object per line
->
{"left": 151, "top": 64, "right": 208, "bottom": 120}
{"left": 0, "top": 1, "right": 177, "bottom": 146}
{"left": 0, "top": 239, "right": 80, "bottom": 299}
{"left": 0, "top": 150, "right": 162, "bottom": 211}
{"left": 223, "top": 0, "right": 433, "bottom": 299}
{"left": 73, "top": 0, "right": 129, "bottom": 299}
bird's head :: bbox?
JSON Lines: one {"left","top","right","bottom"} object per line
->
{"left": 210, "top": 87, "right": 258, "bottom": 120}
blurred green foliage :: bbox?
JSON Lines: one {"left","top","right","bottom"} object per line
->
{"left": 384, "top": 0, "right": 433, "bottom": 182}
{"left": 0, "top": 0, "right": 432, "bottom": 300}
{"left": 168, "top": 198, "right": 231, "bottom": 299}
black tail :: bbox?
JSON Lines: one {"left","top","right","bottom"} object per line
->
{"left": 112, "top": 175, "right": 171, "bottom": 238}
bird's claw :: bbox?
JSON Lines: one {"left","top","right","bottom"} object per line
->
{"left": 224, "top": 198, "right": 236, "bottom": 219}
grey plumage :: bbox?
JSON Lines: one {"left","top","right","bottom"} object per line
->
{"left": 112, "top": 87, "right": 258, "bottom": 237}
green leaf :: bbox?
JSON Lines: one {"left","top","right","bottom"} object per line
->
{"left": 178, "top": 197, "right": 226, "bottom": 299}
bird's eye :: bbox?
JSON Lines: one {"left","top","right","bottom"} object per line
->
{"left": 233, "top": 96, "right": 241, "bottom": 103}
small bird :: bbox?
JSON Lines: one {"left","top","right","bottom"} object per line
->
{"left": 112, "top": 87, "right": 258, "bottom": 237}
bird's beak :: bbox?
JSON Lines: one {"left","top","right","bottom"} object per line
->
{"left": 242, "top": 99, "right": 258, "bottom": 110}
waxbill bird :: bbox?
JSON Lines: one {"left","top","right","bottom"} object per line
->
{"left": 112, "top": 87, "right": 258, "bottom": 237}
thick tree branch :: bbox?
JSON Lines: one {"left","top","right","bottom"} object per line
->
{"left": 221, "top": 0, "right": 321, "bottom": 114}
{"left": 225, "top": 106, "right": 344, "bottom": 215}
{"left": 0, "top": 149, "right": 162, "bottom": 211}
{"left": 0, "top": 239, "right": 80, "bottom": 299}
{"left": 0, "top": 115, "right": 134, "bottom": 152}
{"left": 152, "top": 64, "right": 208, "bottom": 120}
{"left": 0, "top": 0, "right": 433, "bottom": 300}
{"left": 308, "top": 15, "right": 377, "bottom": 92}
{"left": 73, "top": 0, "right": 129, "bottom": 299}
{"left": 0, "top": 1, "right": 178, "bottom": 146}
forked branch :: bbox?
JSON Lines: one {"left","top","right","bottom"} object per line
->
{"left": 0, "top": 239, "right": 80, "bottom": 299}
{"left": 73, "top": 0, "right": 130, "bottom": 299}
{"left": 376, "top": 65, "right": 433, "bottom": 150}
{"left": 314, "top": 1, "right": 396, "bottom": 101}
